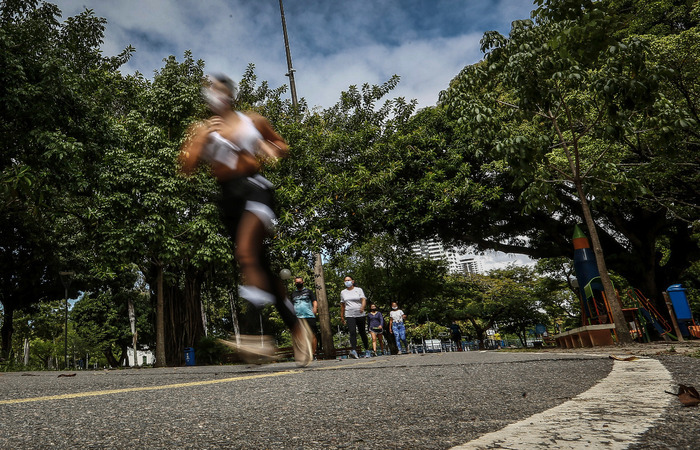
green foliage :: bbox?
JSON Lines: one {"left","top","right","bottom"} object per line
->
{"left": 327, "top": 234, "right": 446, "bottom": 310}
{"left": 441, "top": 0, "right": 699, "bottom": 307}
{"left": 5, "top": 0, "right": 697, "bottom": 363}
{"left": 0, "top": 0, "right": 125, "bottom": 356}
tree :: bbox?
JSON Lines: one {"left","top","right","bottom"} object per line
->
{"left": 327, "top": 234, "right": 446, "bottom": 312}
{"left": 441, "top": 0, "right": 700, "bottom": 343}
{"left": 92, "top": 53, "right": 227, "bottom": 366}
{"left": 490, "top": 266, "right": 549, "bottom": 347}
{"left": 533, "top": 257, "right": 582, "bottom": 330}
{"left": 0, "top": 0, "right": 132, "bottom": 357}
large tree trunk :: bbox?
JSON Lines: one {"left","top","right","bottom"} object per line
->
{"left": 0, "top": 304, "right": 14, "bottom": 359}
{"left": 468, "top": 318, "right": 489, "bottom": 350}
{"left": 128, "top": 297, "right": 138, "bottom": 367}
{"left": 575, "top": 182, "right": 633, "bottom": 344}
{"left": 103, "top": 348, "right": 120, "bottom": 368}
{"left": 164, "top": 266, "right": 204, "bottom": 366}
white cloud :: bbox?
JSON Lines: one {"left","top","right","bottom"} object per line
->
{"left": 480, "top": 250, "right": 536, "bottom": 272}
{"left": 53, "top": 0, "right": 534, "bottom": 109}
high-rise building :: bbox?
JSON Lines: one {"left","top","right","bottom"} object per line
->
{"left": 411, "top": 238, "right": 464, "bottom": 274}
{"left": 459, "top": 257, "right": 481, "bottom": 275}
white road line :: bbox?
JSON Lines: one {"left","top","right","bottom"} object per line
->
{"left": 452, "top": 357, "right": 673, "bottom": 449}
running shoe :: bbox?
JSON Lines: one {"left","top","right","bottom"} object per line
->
{"left": 292, "top": 320, "right": 314, "bottom": 367}
{"left": 349, "top": 349, "right": 359, "bottom": 359}
{"left": 217, "top": 335, "right": 278, "bottom": 363}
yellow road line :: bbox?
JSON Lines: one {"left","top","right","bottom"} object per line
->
{"left": 0, "top": 370, "right": 301, "bottom": 405}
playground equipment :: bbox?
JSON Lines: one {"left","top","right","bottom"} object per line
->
{"left": 554, "top": 225, "right": 697, "bottom": 348}
{"left": 625, "top": 289, "right": 676, "bottom": 342}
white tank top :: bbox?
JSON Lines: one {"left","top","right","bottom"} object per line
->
{"left": 201, "top": 112, "right": 263, "bottom": 169}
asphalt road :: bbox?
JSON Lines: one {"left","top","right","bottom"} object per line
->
{"left": 0, "top": 351, "right": 698, "bottom": 449}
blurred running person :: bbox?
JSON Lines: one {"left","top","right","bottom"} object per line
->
{"left": 389, "top": 301, "right": 408, "bottom": 354}
{"left": 340, "top": 276, "right": 369, "bottom": 358}
{"left": 179, "top": 74, "right": 313, "bottom": 366}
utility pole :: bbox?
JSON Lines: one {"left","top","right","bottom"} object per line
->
{"left": 278, "top": 0, "right": 334, "bottom": 358}
{"left": 279, "top": 0, "right": 298, "bottom": 108}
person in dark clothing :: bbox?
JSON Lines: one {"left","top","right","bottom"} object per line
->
{"left": 366, "top": 303, "right": 385, "bottom": 356}
{"left": 450, "top": 320, "right": 463, "bottom": 351}
{"left": 290, "top": 276, "right": 319, "bottom": 355}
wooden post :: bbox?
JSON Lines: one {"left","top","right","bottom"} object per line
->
{"left": 314, "top": 253, "right": 335, "bottom": 358}
{"left": 128, "top": 297, "right": 138, "bottom": 367}
{"left": 662, "top": 291, "right": 685, "bottom": 342}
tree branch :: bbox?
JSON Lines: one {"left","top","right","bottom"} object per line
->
{"left": 495, "top": 99, "right": 550, "bottom": 119}
{"left": 581, "top": 144, "right": 613, "bottom": 179}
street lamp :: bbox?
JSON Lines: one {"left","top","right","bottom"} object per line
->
{"left": 59, "top": 271, "right": 74, "bottom": 370}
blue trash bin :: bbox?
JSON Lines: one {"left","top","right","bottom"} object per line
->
{"left": 184, "top": 347, "right": 195, "bottom": 366}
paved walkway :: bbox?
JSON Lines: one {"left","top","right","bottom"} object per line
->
{"left": 0, "top": 346, "right": 698, "bottom": 449}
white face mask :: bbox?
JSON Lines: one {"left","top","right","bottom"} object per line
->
{"left": 344, "top": 280, "right": 353, "bottom": 288}
{"left": 202, "top": 87, "right": 230, "bottom": 112}
{"left": 392, "top": 306, "right": 398, "bottom": 310}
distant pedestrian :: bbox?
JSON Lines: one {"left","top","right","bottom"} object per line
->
{"left": 290, "top": 276, "right": 319, "bottom": 356}
{"left": 389, "top": 301, "right": 408, "bottom": 354}
{"left": 340, "top": 276, "right": 369, "bottom": 359}
{"left": 450, "top": 320, "right": 463, "bottom": 351}
{"left": 366, "top": 303, "right": 385, "bottom": 356}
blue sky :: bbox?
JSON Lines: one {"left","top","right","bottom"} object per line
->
{"left": 54, "top": 0, "right": 537, "bottom": 111}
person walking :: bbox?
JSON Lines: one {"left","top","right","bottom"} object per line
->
{"left": 389, "top": 301, "right": 408, "bottom": 354}
{"left": 179, "top": 74, "right": 313, "bottom": 367}
{"left": 290, "top": 276, "right": 319, "bottom": 356}
{"left": 450, "top": 320, "right": 463, "bottom": 351}
{"left": 340, "top": 276, "right": 369, "bottom": 358}
{"left": 366, "top": 303, "right": 385, "bottom": 356}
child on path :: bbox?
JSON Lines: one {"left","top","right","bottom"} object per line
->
{"left": 389, "top": 301, "right": 408, "bottom": 354}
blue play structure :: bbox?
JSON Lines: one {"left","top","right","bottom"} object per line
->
{"left": 625, "top": 285, "right": 697, "bottom": 342}
{"left": 666, "top": 284, "right": 696, "bottom": 338}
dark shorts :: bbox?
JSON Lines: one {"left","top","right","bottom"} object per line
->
{"left": 219, "top": 175, "right": 276, "bottom": 236}
{"left": 300, "top": 317, "right": 320, "bottom": 337}
{"left": 370, "top": 327, "right": 384, "bottom": 335}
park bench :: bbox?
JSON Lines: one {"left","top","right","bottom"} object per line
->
{"left": 553, "top": 323, "right": 616, "bottom": 348}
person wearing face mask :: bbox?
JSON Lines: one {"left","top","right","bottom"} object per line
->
{"left": 366, "top": 303, "right": 385, "bottom": 356}
{"left": 340, "top": 276, "right": 369, "bottom": 359}
{"left": 290, "top": 276, "right": 319, "bottom": 356}
{"left": 179, "top": 74, "right": 313, "bottom": 367}
{"left": 389, "top": 301, "right": 408, "bottom": 354}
